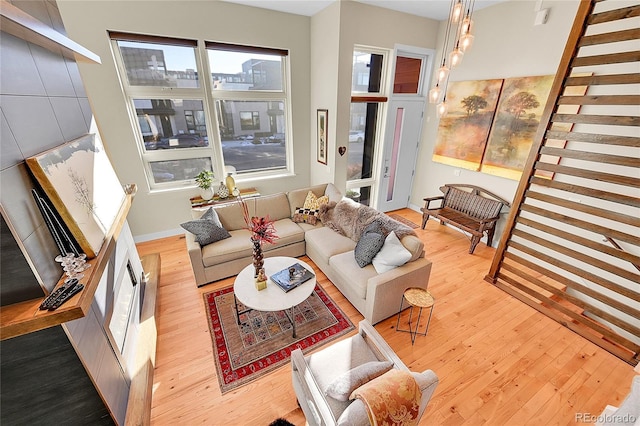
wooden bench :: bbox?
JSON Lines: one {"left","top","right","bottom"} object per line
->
{"left": 421, "top": 184, "right": 511, "bottom": 254}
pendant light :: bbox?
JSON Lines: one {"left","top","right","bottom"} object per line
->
{"left": 428, "top": 0, "right": 476, "bottom": 117}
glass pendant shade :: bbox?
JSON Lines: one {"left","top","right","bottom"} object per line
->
{"left": 429, "top": 84, "right": 442, "bottom": 104}
{"left": 449, "top": 46, "right": 464, "bottom": 68}
{"left": 451, "top": 1, "right": 463, "bottom": 23}
{"left": 461, "top": 17, "right": 473, "bottom": 35}
{"left": 437, "top": 64, "right": 450, "bottom": 83}
{"left": 460, "top": 33, "right": 475, "bottom": 52}
{"left": 437, "top": 100, "right": 449, "bottom": 118}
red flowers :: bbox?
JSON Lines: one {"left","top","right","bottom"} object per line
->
{"left": 239, "top": 196, "right": 279, "bottom": 245}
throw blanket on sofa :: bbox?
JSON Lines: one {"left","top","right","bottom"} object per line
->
{"left": 318, "top": 199, "right": 416, "bottom": 242}
{"left": 350, "top": 369, "right": 422, "bottom": 426}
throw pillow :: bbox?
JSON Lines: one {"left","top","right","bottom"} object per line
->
{"left": 181, "top": 207, "right": 231, "bottom": 246}
{"left": 372, "top": 231, "right": 412, "bottom": 273}
{"left": 337, "top": 399, "right": 369, "bottom": 426}
{"left": 303, "top": 191, "right": 329, "bottom": 210}
{"left": 292, "top": 207, "right": 319, "bottom": 225}
{"left": 354, "top": 222, "right": 385, "bottom": 268}
{"left": 201, "top": 206, "right": 223, "bottom": 228}
{"left": 325, "top": 360, "right": 393, "bottom": 402}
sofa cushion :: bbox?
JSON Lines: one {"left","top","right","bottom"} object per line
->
{"left": 287, "top": 184, "right": 328, "bottom": 216}
{"left": 305, "top": 227, "right": 356, "bottom": 266}
{"left": 354, "top": 222, "right": 385, "bottom": 268}
{"left": 325, "top": 360, "right": 393, "bottom": 402}
{"left": 329, "top": 252, "right": 377, "bottom": 300}
{"left": 372, "top": 232, "right": 412, "bottom": 273}
{"left": 202, "top": 229, "right": 253, "bottom": 267}
{"left": 271, "top": 218, "right": 305, "bottom": 247}
{"left": 215, "top": 202, "right": 247, "bottom": 231}
{"left": 255, "top": 193, "right": 291, "bottom": 221}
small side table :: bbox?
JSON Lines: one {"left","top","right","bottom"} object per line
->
{"left": 395, "top": 288, "right": 435, "bottom": 345}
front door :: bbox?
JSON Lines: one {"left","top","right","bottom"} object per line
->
{"left": 376, "top": 100, "right": 425, "bottom": 212}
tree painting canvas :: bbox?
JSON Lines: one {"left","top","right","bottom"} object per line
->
{"left": 481, "top": 75, "right": 555, "bottom": 180}
{"left": 432, "top": 79, "right": 504, "bottom": 170}
{"left": 27, "top": 134, "right": 125, "bottom": 258}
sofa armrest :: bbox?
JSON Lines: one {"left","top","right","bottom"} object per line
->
{"left": 364, "top": 257, "right": 433, "bottom": 325}
{"left": 185, "top": 232, "right": 207, "bottom": 286}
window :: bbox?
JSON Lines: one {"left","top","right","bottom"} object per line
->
{"left": 207, "top": 43, "right": 288, "bottom": 174}
{"left": 348, "top": 48, "right": 388, "bottom": 206}
{"left": 110, "top": 32, "right": 291, "bottom": 189}
{"left": 240, "top": 111, "right": 260, "bottom": 130}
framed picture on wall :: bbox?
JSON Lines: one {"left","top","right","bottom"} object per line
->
{"left": 26, "top": 134, "right": 125, "bottom": 258}
{"left": 317, "top": 109, "right": 328, "bottom": 165}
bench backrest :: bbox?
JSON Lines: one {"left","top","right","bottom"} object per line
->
{"left": 443, "top": 186, "right": 504, "bottom": 220}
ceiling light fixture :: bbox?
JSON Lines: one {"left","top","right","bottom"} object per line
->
{"left": 429, "top": 0, "right": 476, "bottom": 117}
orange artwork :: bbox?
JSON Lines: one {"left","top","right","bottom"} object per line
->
{"left": 481, "top": 75, "right": 555, "bottom": 180}
{"left": 432, "top": 79, "right": 504, "bottom": 171}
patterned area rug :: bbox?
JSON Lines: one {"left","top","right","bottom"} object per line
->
{"left": 388, "top": 213, "right": 420, "bottom": 229}
{"left": 204, "top": 284, "right": 355, "bottom": 394}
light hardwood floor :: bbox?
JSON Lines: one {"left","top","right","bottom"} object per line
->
{"left": 135, "top": 208, "right": 637, "bottom": 425}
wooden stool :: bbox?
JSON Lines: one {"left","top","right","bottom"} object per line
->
{"left": 395, "top": 288, "right": 434, "bottom": 345}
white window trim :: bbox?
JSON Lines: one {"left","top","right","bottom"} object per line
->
{"left": 346, "top": 45, "right": 392, "bottom": 205}
{"left": 110, "top": 36, "right": 294, "bottom": 192}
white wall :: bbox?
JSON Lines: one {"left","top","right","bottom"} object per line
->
{"left": 411, "top": 0, "right": 581, "bottom": 244}
{"left": 309, "top": 1, "right": 440, "bottom": 192}
{"left": 309, "top": 2, "right": 341, "bottom": 186}
{"left": 57, "top": 0, "right": 311, "bottom": 239}
{"left": 57, "top": 0, "right": 582, "bottom": 242}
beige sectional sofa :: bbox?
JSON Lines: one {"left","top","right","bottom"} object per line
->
{"left": 185, "top": 183, "right": 432, "bottom": 324}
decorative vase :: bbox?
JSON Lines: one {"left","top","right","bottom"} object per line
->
{"left": 200, "top": 187, "right": 214, "bottom": 201}
{"left": 225, "top": 173, "right": 236, "bottom": 195}
{"left": 217, "top": 182, "right": 229, "bottom": 199}
{"left": 251, "top": 238, "right": 263, "bottom": 278}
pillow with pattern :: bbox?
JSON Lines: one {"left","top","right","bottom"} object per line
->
{"left": 354, "top": 221, "right": 385, "bottom": 267}
{"left": 303, "top": 191, "right": 329, "bottom": 210}
{"left": 292, "top": 207, "right": 319, "bottom": 225}
{"left": 181, "top": 207, "right": 231, "bottom": 245}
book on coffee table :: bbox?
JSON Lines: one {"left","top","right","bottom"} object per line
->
{"left": 270, "top": 263, "right": 315, "bottom": 293}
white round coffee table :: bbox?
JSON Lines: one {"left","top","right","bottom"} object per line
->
{"left": 233, "top": 256, "right": 316, "bottom": 338}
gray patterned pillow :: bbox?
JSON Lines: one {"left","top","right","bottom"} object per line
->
{"left": 181, "top": 207, "right": 230, "bottom": 246}
{"left": 354, "top": 221, "right": 385, "bottom": 268}
{"left": 201, "top": 207, "right": 223, "bottom": 228}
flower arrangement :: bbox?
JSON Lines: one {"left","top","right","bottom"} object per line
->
{"left": 239, "top": 196, "right": 278, "bottom": 277}
{"left": 239, "top": 196, "right": 279, "bottom": 245}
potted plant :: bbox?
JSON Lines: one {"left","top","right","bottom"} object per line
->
{"left": 195, "top": 170, "right": 215, "bottom": 200}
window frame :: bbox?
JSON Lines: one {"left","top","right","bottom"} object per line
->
{"left": 110, "top": 32, "right": 293, "bottom": 191}
{"left": 347, "top": 46, "right": 391, "bottom": 205}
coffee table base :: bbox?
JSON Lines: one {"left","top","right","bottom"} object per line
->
{"left": 234, "top": 294, "right": 299, "bottom": 338}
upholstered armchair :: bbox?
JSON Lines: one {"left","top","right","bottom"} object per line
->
{"left": 291, "top": 320, "right": 438, "bottom": 426}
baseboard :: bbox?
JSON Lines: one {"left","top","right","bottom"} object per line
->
{"left": 134, "top": 228, "right": 183, "bottom": 243}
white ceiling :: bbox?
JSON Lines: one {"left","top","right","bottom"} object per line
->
{"left": 220, "top": 0, "right": 507, "bottom": 21}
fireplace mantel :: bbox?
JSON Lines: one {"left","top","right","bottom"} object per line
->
{"left": 0, "top": 186, "right": 135, "bottom": 340}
